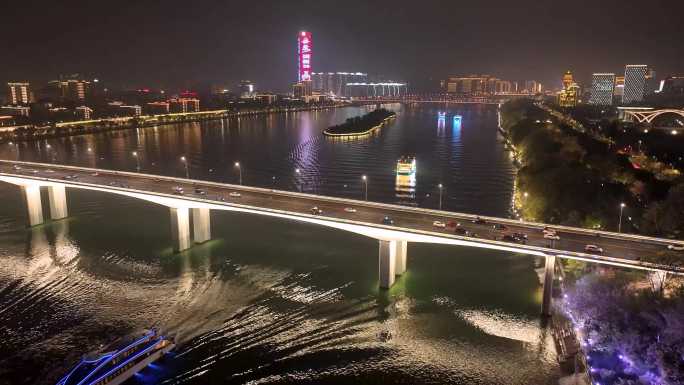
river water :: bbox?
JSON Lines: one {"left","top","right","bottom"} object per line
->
{"left": 0, "top": 104, "right": 561, "bottom": 384}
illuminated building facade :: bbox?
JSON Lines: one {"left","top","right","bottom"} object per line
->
{"left": 7, "top": 82, "right": 31, "bottom": 105}
{"left": 557, "top": 71, "right": 579, "bottom": 107}
{"left": 344, "top": 82, "right": 407, "bottom": 98}
{"left": 589, "top": 73, "right": 615, "bottom": 105}
{"left": 169, "top": 98, "right": 200, "bottom": 113}
{"left": 562, "top": 71, "right": 574, "bottom": 89}
{"left": 623, "top": 65, "right": 648, "bottom": 104}
{"left": 146, "top": 102, "right": 170, "bottom": 114}
{"left": 614, "top": 76, "right": 625, "bottom": 98}
{"left": 239, "top": 80, "right": 256, "bottom": 99}
{"left": 445, "top": 75, "right": 499, "bottom": 95}
{"left": 311, "top": 72, "right": 368, "bottom": 96}
{"left": 659, "top": 76, "right": 684, "bottom": 95}
{"left": 75, "top": 106, "right": 93, "bottom": 120}
{"left": 298, "top": 31, "right": 312, "bottom": 82}
{"left": 524, "top": 80, "right": 543, "bottom": 94}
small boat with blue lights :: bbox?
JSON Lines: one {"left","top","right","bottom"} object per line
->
{"left": 56, "top": 329, "right": 175, "bottom": 385}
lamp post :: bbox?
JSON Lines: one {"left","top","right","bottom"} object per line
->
{"left": 132, "top": 151, "right": 140, "bottom": 171}
{"left": 362, "top": 175, "right": 368, "bottom": 201}
{"left": 295, "top": 168, "right": 301, "bottom": 192}
{"left": 8, "top": 141, "right": 18, "bottom": 160}
{"left": 618, "top": 202, "right": 626, "bottom": 233}
{"left": 180, "top": 156, "right": 189, "bottom": 179}
{"left": 234, "top": 162, "right": 242, "bottom": 185}
{"left": 438, "top": 183, "right": 443, "bottom": 210}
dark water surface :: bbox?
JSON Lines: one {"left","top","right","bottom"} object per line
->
{"left": 0, "top": 104, "right": 560, "bottom": 384}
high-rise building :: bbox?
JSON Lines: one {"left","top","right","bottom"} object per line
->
{"left": 46, "top": 77, "right": 90, "bottom": 103}
{"left": 659, "top": 76, "right": 684, "bottom": 95}
{"left": 75, "top": 106, "right": 93, "bottom": 120}
{"left": 445, "top": 75, "right": 505, "bottom": 95}
{"left": 239, "top": 80, "right": 256, "bottom": 99}
{"left": 589, "top": 73, "right": 615, "bottom": 105}
{"left": 7, "top": 82, "right": 31, "bottom": 105}
{"left": 524, "top": 80, "right": 543, "bottom": 94}
{"left": 562, "top": 71, "right": 574, "bottom": 90}
{"left": 613, "top": 76, "right": 625, "bottom": 98}
{"left": 311, "top": 72, "right": 368, "bottom": 96}
{"left": 623, "top": 65, "right": 648, "bottom": 104}
{"left": 298, "top": 31, "right": 312, "bottom": 82}
{"left": 169, "top": 98, "right": 200, "bottom": 113}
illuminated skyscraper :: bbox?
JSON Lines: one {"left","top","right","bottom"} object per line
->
{"left": 589, "top": 73, "right": 615, "bottom": 105}
{"left": 562, "top": 71, "right": 574, "bottom": 89}
{"left": 623, "top": 65, "right": 648, "bottom": 104}
{"left": 298, "top": 31, "right": 312, "bottom": 82}
{"left": 6, "top": 82, "right": 31, "bottom": 105}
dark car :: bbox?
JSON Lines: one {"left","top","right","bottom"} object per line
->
{"left": 454, "top": 227, "right": 469, "bottom": 236}
{"left": 195, "top": 187, "right": 206, "bottom": 195}
{"left": 502, "top": 234, "right": 526, "bottom": 244}
{"left": 472, "top": 216, "right": 487, "bottom": 225}
{"left": 310, "top": 207, "right": 323, "bottom": 215}
{"left": 512, "top": 232, "right": 528, "bottom": 240}
{"left": 493, "top": 223, "right": 508, "bottom": 231}
{"left": 382, "top": 216, "right": 394, "bottom": 225}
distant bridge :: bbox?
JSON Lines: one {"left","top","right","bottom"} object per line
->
{"left": 2, "top": 160, "right": 683, "bottom": 316}
{"left": 353, "top": 94, "right": 534, "bottom": 105}
{"left": 618, "top": 107, "right": 684, "bottom": 124}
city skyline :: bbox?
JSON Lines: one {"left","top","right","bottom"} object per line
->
{"left": 2, "top": 0, "right": 683, "bottom": 92}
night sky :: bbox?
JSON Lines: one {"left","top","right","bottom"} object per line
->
{"left": 2, "top": 0, "right": 683, "bottom": 92}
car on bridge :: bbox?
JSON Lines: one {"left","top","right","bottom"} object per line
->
{"left": 454, "top": 227, "right": 470, "bottom": 236}
{"left": 502, "top": 234, "right": 526, "bottom": 244}
{"left": 584, "top": 245, "right": 603, "bottom": 254}
{"left": 382, "top": 216, "right": 394, "bottom": 225}
{"left": 432, "top": 221, "right": 446, "bottom": 228}
{"left": 472, "top": 217, "right": 487, "bottom": 225}
{"left": 667, "top": 244, "right": 684, "bottom": 251}
{"left": 493, "top": 223, "right": 508, "bottom": 231}
{"left": 172, "top": 186, "right": 184, "bottom": 195}
{"left": 310, "top": 207, "right": 323, "bottom": 215}
{"left": 194, "top": 187, "right": 206, "bottom": 195}
{"left": 344, "top": 207, "right": 357, "bottom": 213}
{"left": 229, "top": 192, "right": 241, "bottom": 198}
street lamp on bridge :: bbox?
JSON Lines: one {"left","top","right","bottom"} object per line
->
{"left": 180, "top": 156, "right": 189, "bottom": 179}
{"left": 295, "top": 168, "right": 301, "bottom": 192}
{"left": 618, "top": 202, "right": 626, "bottom": 233}
{"left": 362, "top": 175, "right": 368, "bottom": 201}
{"left": 438, "top": 183, "right": 444, "bottom": 210}
{"left": 132, "top": 151, "right": 140, "bottom": 172}
{"left": 234, "top": 162, "right": 242, "bottom": 185}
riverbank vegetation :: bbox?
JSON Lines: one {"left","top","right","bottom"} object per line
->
{"left": 561, "top": 273, "right": 684, "bottom": 385}
{"left": 323, "top": 108, "right": 395, "bottom": 136}
{"left": 501, "top": 99, "right": 683, "bottom": 238}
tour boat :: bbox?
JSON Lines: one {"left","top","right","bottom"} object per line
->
{"left": 396, "top": 156, "right": 416, "bottom": 176}
{"left": 56, "top": 329, "right": 175, "bottom": 385}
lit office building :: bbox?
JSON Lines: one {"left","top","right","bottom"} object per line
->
{"left": 7, "top": 82, "right": 31, "bottom": 105}
{"left": 311, "top": 72, "right": 368, "bottom": 96}
{"left": 0, "top": 105, "right": 30, "bottom": 117}
{"left": 614, "top": 76, "right": 625, "bottom": 98}
{"left": 589, "top": 73, "right": 615, "bottom": 105}
{"left": 623, "top": 65, "right": 648, "bottom": 104}
{"left": 645, "top": 68, "right": 658, "bottom": 95}
{"left": 562, "top": 71, "right": 574, "bottom": 89}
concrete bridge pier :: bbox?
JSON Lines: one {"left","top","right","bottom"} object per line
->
{"left": 395, "top": 240, "right": 407, "bottom": 276}
{"left": 541, "top": 255, "right": 556, "bottom": 317}
{"left": 379, "top": 240, "right": 408, "bottom": 289}
{"left": 192, "top": 207, "right": 211, "bottom": 244}
{"left": 21, "top": 184, "right": 44, "bottom": 227}
{"left": 170, "top": 207, "right": 191, "bottom": 252}
{"left": 48, "top": 185, "right": 68, "bottom": 220}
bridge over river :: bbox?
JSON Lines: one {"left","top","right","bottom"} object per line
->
{"left": 1, "top": 160, "right": 682, "bottom": 316}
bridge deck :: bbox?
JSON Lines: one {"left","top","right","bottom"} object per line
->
{"left": 1, "top": 160, "right": 682, "bottom": 274}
